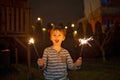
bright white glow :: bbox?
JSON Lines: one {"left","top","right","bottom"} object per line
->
{"left": 28, "top": 38, "right": 39, "bottom": 57}
{"left": 37, "top": 17, "right": 41, "bottom": 21}
{"left": 78, "top": 36, "right": 93, "bottom": 47}
{"left": 28, "top": 38, "right": 34, "bottom": 44}
{"left": 71, "top": 24, "right": 75, "bottom": 27}
{"left": 65, "top": 26, "right": 68, "bottom": 29}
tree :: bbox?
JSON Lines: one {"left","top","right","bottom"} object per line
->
{"left": 93, "top": 21, "right": 119, "bottom": 61}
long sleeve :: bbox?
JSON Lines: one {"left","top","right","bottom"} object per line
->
{"left": 41, "top": 48, "right": 48, "bottom": 69}
{"left": 66, "top": 51, "right": 80, "bottom": 70}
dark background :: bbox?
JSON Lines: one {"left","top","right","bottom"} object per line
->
{"left": 30, "top": 0, "right": 84, "bottom": 25}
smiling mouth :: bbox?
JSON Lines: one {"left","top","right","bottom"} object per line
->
{"left": 55, "top": 40, "right": 59, "bottom": 43}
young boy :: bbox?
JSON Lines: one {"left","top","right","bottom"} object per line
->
{"left": 37, "top": 27, "right": 82, "bottom": 80}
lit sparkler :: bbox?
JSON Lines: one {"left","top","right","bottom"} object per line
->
{"left": 28, "top": 38, "right": 39, "bottom": 57}
{"left": 78, "top": 36, "right": 93, "bottom": 47}
{"left": 78, "top": 36, "right": 93, "bottom": 56}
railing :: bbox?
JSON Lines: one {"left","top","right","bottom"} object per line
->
{"left": 0, "top": 6, "right": 31, "bottom": 36}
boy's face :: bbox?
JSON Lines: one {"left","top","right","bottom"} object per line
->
{"left": 50, "top": 30, "right": 65, "bottom": 46}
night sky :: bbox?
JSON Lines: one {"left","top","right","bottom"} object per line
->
{"left": 30, "top": 0, "right": 84, "bottom": 26}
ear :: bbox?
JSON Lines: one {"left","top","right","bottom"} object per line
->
{"left": 62, "top": 37, "right": 65, "bottom": 41}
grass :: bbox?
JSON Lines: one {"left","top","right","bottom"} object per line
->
{"left": 68, "top": 58, "right": 120, "bottom": 80}
{"left": 0, "top": 57, "right": 120, "bottom": 80}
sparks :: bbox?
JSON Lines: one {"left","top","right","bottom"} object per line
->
{"left": 28, "top": 38, "right": 39, "bottom": 57}
{"left": 78, "top": 36, "right": 93, "bottom": 47}
{"left": 28, "top": 38, "right": 34, "bottom": 44}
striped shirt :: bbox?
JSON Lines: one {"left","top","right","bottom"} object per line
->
{"left": 41, "top": 46, "right": 80, "bottom": 80}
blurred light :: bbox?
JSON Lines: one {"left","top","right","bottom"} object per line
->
{"left": 74, "top": 30, "right": 77, "bottom": 34}
{"left": 65, "top": 26, "right": 68, "bottom": 29}
{"left": 71, "top": 23, "right": 75, "bottom": 28}
{"left": 51, "top": 23, "right": 54, "bottom": 26}
{"left": 102, "top": 0, "right": 108, "bottom": 3}
{"left": 42, "top": 27, "right": 46, "bottom": 31}
{"left": 50, "top": 23, "right": 55, "bottom": 28}
{"left": 37, "top": 17, "right": 41, "bottom": 21}
{"left": 32, "top": 25, "right": 35, "bottom": 29}
{"left": 73, "top": 30, "right": 77, "bottom": 37}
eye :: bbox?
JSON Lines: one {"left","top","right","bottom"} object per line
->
{"left": 53, "top": 34, "right": 56, "bottom": 36}
{"left": 58, "top": 34, "right": 61, "bottom": 36}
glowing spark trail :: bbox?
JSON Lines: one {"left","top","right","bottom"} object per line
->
{"left": 78, "top": 36, "right": 93, "bottom": 47}
{"left": 28, "top": 38, "right": 34, "bottom": 44}
{"left": 28, "top": 38, "right": 39, "bottom": 57}
{"left": 78, "top": 36, "right": 93, "bottom": 56}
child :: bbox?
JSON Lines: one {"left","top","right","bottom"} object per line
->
{"left": 37, "top": 27, "right": 82, "bottom": 80}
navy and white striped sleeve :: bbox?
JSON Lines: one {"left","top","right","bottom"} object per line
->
{"left": 42, "top": 48, "right": 48, "bottom": 69}
{"left": 66, "top": 50, "right": 80, "bottom": 70}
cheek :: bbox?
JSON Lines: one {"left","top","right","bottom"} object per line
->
{"left": 50, "top": 37, "right": 53, "bottom": 41}
{"left": 50, "top": 37, "right": 55, "bottom": 42}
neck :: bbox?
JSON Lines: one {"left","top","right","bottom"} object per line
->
{"left": 52, "top": 45, "right": 61, "bottom": 52}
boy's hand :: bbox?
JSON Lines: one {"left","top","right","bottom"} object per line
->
{"left": 74, "top": 57, "right": 82, "bottom": 67}
{"left": 37, "top": 58, "right": 45, "bottom": 67}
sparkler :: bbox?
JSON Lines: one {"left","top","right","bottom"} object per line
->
{"left": 78, "top": 36, "right": 93, "bottom": 56}
{"left": 28, "top": 38, "right": 39, "bottom": 57}
{"left": 78, "top": 36, "right": 93, "bottom": 47}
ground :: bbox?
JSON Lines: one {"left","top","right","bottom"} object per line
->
{"left": 0, "top": 57, "right": 120, "bottom": 80}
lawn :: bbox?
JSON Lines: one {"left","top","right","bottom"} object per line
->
{"left": 0, "top": 57, "right": 120, "bottom": 80}
{"left": 68, "top": 57, "right": 120, "bottom": 80}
